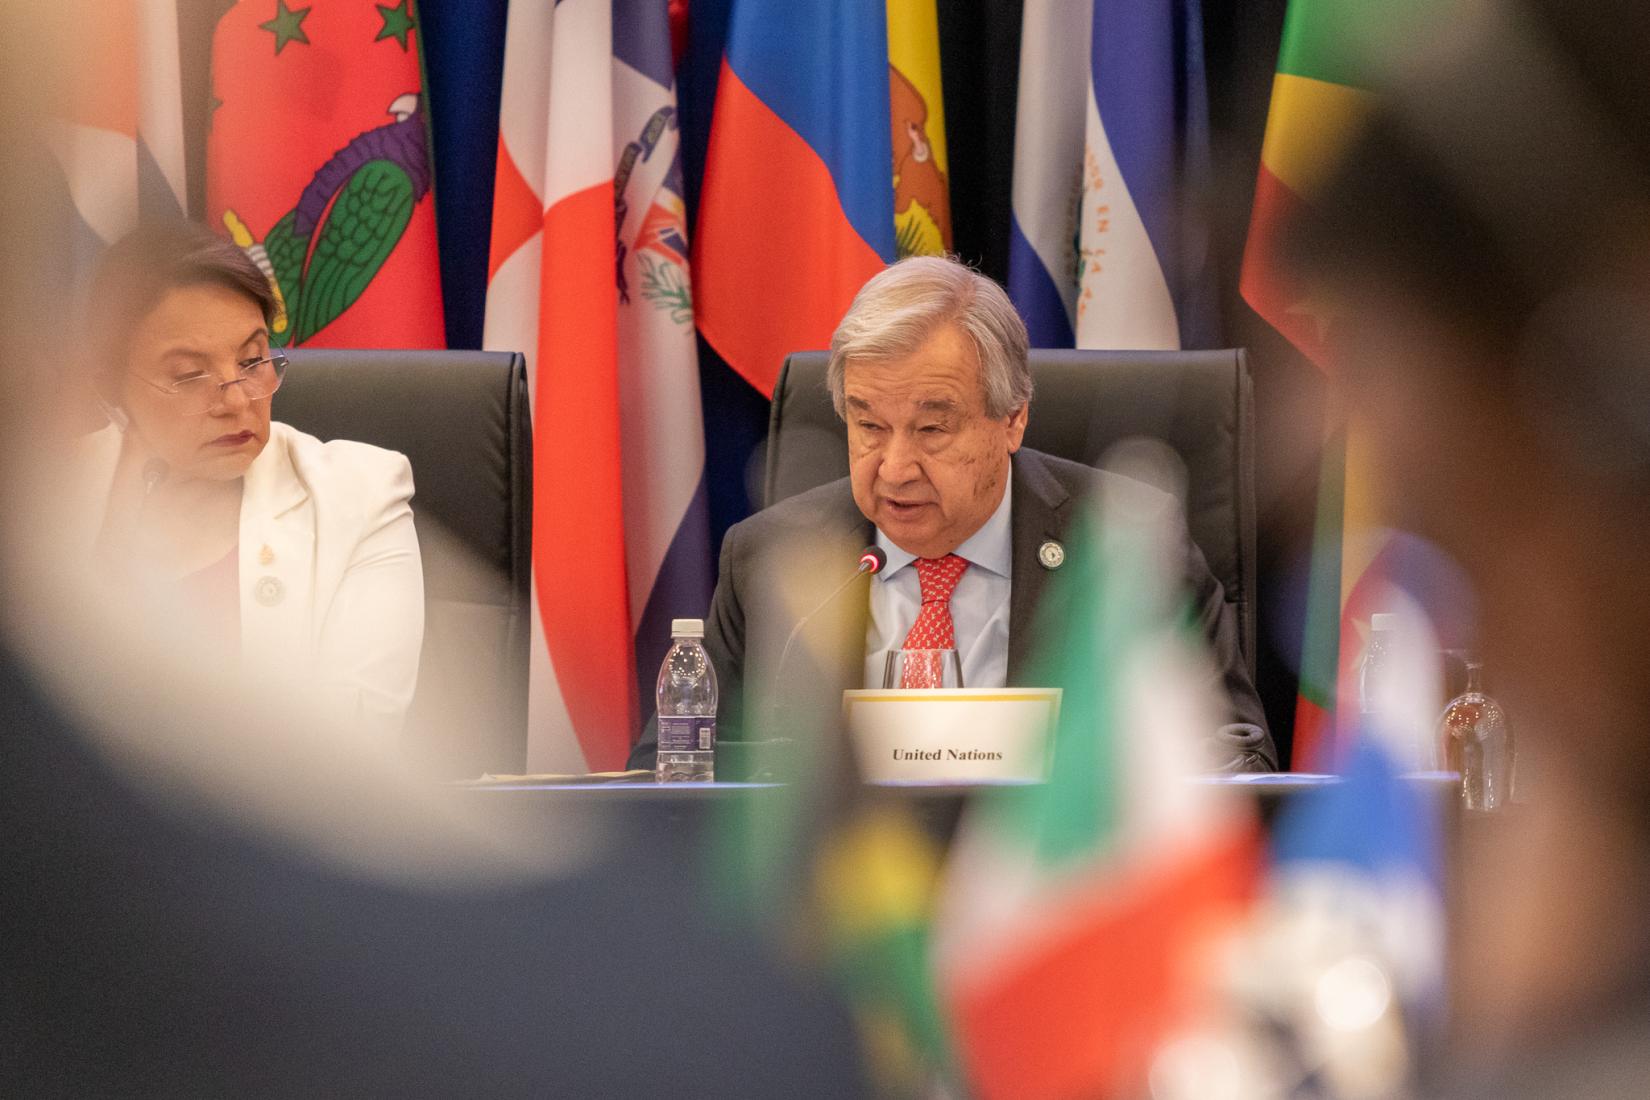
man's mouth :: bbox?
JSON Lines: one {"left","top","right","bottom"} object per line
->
{"left": 882, "top": 498, "right": 933, "bottom": 517}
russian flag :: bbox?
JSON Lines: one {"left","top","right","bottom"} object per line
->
{"left": 693, "top": 0, "right": 896, "bottom": 397}
{"left": 1007, "top": 0, "right": 1217, "bottom": 351}
{"left": 486, "top": 0, "right": 711, "bottom": 773}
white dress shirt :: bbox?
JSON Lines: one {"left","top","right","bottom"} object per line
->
{"left": 863, "top": 479, "right": 1013, "bottom": 689}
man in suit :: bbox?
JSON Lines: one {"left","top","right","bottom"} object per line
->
{"left": 631, "top": 256, "right": 1274, "bottom": 773}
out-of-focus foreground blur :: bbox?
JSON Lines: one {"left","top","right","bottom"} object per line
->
{"left": 10, "top": 1, "right": 1650, "bottom": 1097}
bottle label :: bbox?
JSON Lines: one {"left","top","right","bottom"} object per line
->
{"left": 658, "top": 716, "right": 715, "bottom": 753}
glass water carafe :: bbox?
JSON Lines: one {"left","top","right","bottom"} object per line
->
{"left": 1437, "top": 657, "right": 1513, "bottom": 811}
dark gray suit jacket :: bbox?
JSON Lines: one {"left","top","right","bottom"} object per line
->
{"left": 629, "top": 448, "right": 1276, "bottom": 772}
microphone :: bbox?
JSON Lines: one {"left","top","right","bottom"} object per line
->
{"left": 766, "top": 545, "right": 886, "bottom": 737}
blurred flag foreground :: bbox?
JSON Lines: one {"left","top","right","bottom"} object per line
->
{"left": 486, "top": 0, "right": 710, "bottom": 772}
{"left": 934, "top": 480, "right": 1262, "bottom": 1099}
{"left": 1155, "top": 738, "right": 1444, "bottom": 1097}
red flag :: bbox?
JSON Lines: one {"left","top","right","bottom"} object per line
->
{"left": 207, "top": 0, "right": 444, "bottom": 349}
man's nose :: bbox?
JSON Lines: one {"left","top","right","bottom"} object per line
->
{"left": 877, "top": 431, "right": 923, "bottom": 485}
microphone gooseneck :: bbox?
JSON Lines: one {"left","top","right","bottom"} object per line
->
{"left": 766, "top": 545, "right": 886, "bottom": 737}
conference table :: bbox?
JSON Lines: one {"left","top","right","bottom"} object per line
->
{"left": 458, "top": 773, "right": 1467, "bottom": 852}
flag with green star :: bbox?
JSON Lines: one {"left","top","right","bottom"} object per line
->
{"left": 206, "top": 0, "right": 445, "bottom": 348}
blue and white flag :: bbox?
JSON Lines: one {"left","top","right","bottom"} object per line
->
{"left": 1007, "top": 0, "right": 1217, "bottom": 350}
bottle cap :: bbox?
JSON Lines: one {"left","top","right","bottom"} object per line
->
{"left": 671, "top": 618, "right": 705, "bottom": 637}
{"left": 1370, "top": 612, "right": 1398, "bottom": 630}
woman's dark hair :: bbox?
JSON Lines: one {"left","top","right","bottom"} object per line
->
{"left": 86, "top": 220, "right": 277, "bottom": 388}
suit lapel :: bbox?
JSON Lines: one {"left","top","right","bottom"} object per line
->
{"left": 1007, "top": 449, "right": 1073, "bottom": 682}
{"left": 238, "top": 427, "right": 314, "bottom": 670}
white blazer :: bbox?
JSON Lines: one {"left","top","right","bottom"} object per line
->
{"left": 79, "top": 421, "right": 425, "bottom": 737}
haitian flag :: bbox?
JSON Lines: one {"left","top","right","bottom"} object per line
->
{"left": 693, "top": 0, "right": 896, "bottom": 397}
{"left": 1007, "top": 0, "right": 1217, "bottom": 351}
{"left": 207, "top": 0, "right": 444, "bottom": 349}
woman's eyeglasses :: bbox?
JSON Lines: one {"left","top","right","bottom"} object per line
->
{"left": 135, "top": 351, "right": 288, "bottom": 416}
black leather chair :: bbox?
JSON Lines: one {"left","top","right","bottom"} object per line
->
{"left": 274, "top": 349, "right": 533, "bottom": 776}
{"left": 765, "top": 348, "right": 1258, "bottom": 675}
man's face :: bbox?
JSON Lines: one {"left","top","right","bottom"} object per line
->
{"left": 844, "top": 323, "right": 1028, "bottom": 559}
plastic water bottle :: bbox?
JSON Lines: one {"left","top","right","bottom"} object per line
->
{"left": 655, "top": 618, "right": 717, "bottom": 783}
{"left": 1358, "top": 612, "right": 1398, "bottom": 718}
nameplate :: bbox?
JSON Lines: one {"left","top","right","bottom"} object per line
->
{"left": 842, "top": 688, "right": 1062, "bottom": 783}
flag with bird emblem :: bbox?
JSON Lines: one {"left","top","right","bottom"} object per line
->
{"left": 207, "top": 0, "right": 444, "bottom": 348}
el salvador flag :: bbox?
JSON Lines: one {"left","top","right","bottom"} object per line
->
{"left": 1007, "top": 0, "right": 1218, "bottom": 351}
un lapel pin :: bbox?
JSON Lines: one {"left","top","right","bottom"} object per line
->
{"left": 1038, "top": 540, "right": 1065, "bottom": 570}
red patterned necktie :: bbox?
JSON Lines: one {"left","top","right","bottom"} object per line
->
{"left": 900, "top": 554, "right": 970, "bottom": 687}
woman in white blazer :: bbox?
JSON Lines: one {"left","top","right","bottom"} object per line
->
{"left": 83, "top": 223, "right": 424, "bottom": 737}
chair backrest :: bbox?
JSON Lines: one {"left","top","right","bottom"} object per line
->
{"left": 274, "top": 349, "right": 533, "bottom": 776}
{"left": 765, "top": 348, "right": 1257, "bottom": 674}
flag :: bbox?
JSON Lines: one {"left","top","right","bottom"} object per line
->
{"left": 485, "top": 0, "right": 712, "bottom": 773}
{"left": 936, "top": 480, "right": 1262, "bottom": 1099}
{"left": 693, "top": 0, "right": 895, "bottom": 397}
{"left": 1264, "top": 733, "right": 1445, "bottom": 1073}
{"left": 813, "top": 804, "right": 954, "bottom": 1093}
{"left": 206, "top": 0, "right": 444, "bottom": 349}
{"left": 887, "top": 0, "right": 951, "bottom": 258}
{"left": 1159, "top": 736, "right": 1443, "bottom": 1095}
{"left": 46, "top": 0, "right": 186, "bottom": 270}
{"left": 1006, "top": 0, "right": 1217, "bottom": 350}
{"left": 1239, "top": 0, "right": 1412, "bottom": 767}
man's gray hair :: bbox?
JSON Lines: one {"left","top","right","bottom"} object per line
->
{"left": 827, "top": 255, "right": 1032, "bottom": 419}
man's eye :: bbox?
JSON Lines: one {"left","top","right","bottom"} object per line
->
{"left": 238, "top": 357, "right": 264, "bottom": 370}
{"left": 919, "top": 424, "right": 946, "bottom": 434}
{"left": 172, "top": 373, "right": 210, "bottom": 387}
{"left": 858, "top": 421, "right": 885, "bottom": 433}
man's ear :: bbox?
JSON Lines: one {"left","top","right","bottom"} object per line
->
{"left": 1004, "top": 403, "right": 1029, "bottom": 453}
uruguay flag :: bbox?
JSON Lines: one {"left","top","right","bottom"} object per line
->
{"left": 486, "top": 0, "right": 712, "bottom": 773}
{"left": 693, "top": 0, "right": 896, "bottom": 397}
{"left": 1007, "top": 0, "right": 1217, "bottom": 350}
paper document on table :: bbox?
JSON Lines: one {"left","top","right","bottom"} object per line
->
{"left": 454, "top": 770, "right": 655, "bottom": 786}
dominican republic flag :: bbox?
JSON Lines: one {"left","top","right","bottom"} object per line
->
{"left": 486, "top": 0, "right": 711, "bottom": 773}
{"left": 46, "top": 0, "right": 186, "bottom": 270}
{"left": 207, "top": 0, "right": 444, "bottom": 349}
{"left": 1007, "top": 0, "right": 1217, "bottom": 350}
{"left": 693, "top": 0, "right": 896, "bottom": 397}
{"left": 936, "top": 486, "right": 1261, "bottom": 1099}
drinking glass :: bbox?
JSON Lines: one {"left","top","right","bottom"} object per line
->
{"left": 882, "top": 648, "right": 964, "bottom": 690}
{"left": 1436, "top": 655, "right": 1513, "bottom": 811}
